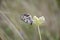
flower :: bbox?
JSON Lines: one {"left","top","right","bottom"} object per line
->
{"left": 33, "top": 16, "right": 45, "bottom": 26}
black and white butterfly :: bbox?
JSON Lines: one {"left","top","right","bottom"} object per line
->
{"left": 21, "top": 13, "right": 33, "bottom": 25}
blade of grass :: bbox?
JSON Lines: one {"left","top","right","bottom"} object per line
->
{"left": 0, "top": 12, "right": 24, "bottom": 40}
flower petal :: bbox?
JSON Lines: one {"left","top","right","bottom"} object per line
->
{"left": 39, "top": 16, "right": 45, "bottom": 24}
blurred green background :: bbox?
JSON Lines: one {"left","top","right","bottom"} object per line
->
{"left": 0, "top": 0, "right": 60, "bottom": 40}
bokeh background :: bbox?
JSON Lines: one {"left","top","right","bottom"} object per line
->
{"left": 0, "top": 0, "right": 60, "bottom": 40}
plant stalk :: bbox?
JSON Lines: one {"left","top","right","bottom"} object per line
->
{"left": 38, "top": 25, "right": 42, "bottom": 40}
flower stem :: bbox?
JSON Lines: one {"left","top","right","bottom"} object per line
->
{"left": 38, "top": 25, "right": 42, "bottom": 40}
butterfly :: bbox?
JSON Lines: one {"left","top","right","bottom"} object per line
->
{"left": 21, "top": 13, "right": 33, "bottom": 25}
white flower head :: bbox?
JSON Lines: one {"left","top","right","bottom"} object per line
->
{"left": 33, "top": 16, "right": 45, "bottom": 25}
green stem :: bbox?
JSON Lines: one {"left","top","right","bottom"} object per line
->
{"left": 38, "top": 25, "right": 42, "bottom": 40}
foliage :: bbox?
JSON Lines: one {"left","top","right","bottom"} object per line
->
{"left": 0, "top": 0, "right": 60, "bottom": 40}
